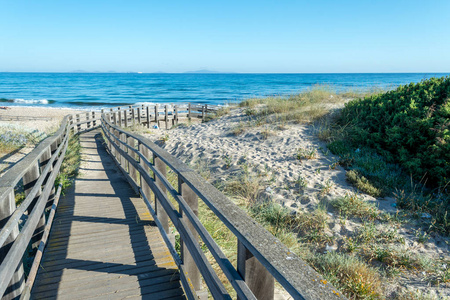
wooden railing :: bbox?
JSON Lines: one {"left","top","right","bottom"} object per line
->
{"left": 101, "top": 107, "right": 344, "bottom": 300}
{"left": 0, "top": 103, "right": 345, "bottom": 300}
{"left": 0, "top": 112, "right": 97, "bottom": 300}
{"left": 0, "top": 103, "right": 215, "bottom": 300}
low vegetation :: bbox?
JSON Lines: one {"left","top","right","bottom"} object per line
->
{"left": 157, "top": 82, "right": 449, "bottom": 299}
{"left": 340, "top": 77, "right": 450, "bottom": 189}
{"left": 55, "top": 134, "right": 81, "bottom": 192}
{"left": 0, "top": 124, "right": 49, "bottom": 154}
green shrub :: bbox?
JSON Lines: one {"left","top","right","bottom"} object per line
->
{"left": 340, "top": 77, "right": 450, "bottom": 188}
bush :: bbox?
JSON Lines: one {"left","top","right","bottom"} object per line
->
{"left": 340, "top": 77, "right": 450, "bottom": 188}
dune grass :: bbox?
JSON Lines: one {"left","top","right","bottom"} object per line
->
{"left": 239, "top": 85, "right": 380, "bottom": 125}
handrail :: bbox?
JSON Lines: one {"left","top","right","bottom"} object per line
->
{"left": 0, "top": 102, "right": 344, "bottom": 299}
{"left": 101, "top": 107, "right": 345, "bottom": 300}
{"left": 0, "top": 102, "right": 217, "bottom": 299}
{"left": 0, "top": 111, "right": 101, "bottom": 299}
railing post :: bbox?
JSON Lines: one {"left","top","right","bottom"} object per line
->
{"left": 174, "top": 105, "right": 178, "bottom": 126}
{"left": 92, "top": 111, "right": 96, "bottom": 127}
{"left": 68, "top": 115, "right": 73, "bottom": 134}
{"left": 154, "top": 104, "right": 159, "bottom": 127}
{"left": 76, "top": 114, "right": 81, "bottom": 132}
{"left": 131, "top": 106, "right": 136, "bottom": 126}
{"left": 0, "top": 189, "right": 25, "bottom": 300}
{"left": 124, "top": 110, "right": 128, "bottom": 128}
{"left": 178, "top": 178, "right": 201, "bottom": 291}
{"left": 118, "top": 107, "right": 122, "bottom": 127}
{"left": 86, "top": 112, "right": 91, "bottom": 129}
{"left": 237, "top": 241, "right": 274, "bottom": 300}
{"left": 153, "top": 155, "right": 169, "bottom": 232}
{"left": 188, "top": 103, "right": 191, "bottom": 121}
{"left": 113, "top": 111, "right": 117, "bottom": 126}
{"left": 137, "top": 107, "right": 141, "bottom": 125}
{"left": 140, "top": 145, "right": 153, "bottom": 204}
{"left": 128, "top": 136, "right": 138, "bottom": 185}
{"left": 165, "top": 105, "right": 169, "bottom": 129}
{"left": 23, "top": 161, "right": 45, "bottom": 248}
{"left": 119, "top": 132, "right": 127, "bottom": 171}
{"left": 202, "top": 105, "right": 205, "bottom": 122}
{"left": 113, "top": 129, "right": 120, "bottom": 160}
{"left": 146, "top": 106, "right": 150, "bottom": 128}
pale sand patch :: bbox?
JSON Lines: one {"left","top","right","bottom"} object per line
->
{"left": 0, "top": 106, "right": 84, "bottom": 174}
{"left": 143, "top": 107, "right": 449, "bottom": 298}
{"left": 0, "top": 106, "right": 84, "bottom": 133}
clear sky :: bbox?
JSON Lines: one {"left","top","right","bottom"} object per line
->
{"left": 0, "top": 0, "right": 449, "bottom": 73}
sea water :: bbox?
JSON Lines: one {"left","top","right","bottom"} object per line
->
{"left": 0, "top": 73, "right": 448, "bottom": 109}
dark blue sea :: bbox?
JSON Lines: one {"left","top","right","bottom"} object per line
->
{"left": 0, "top": 73, "right": 448, "bottom": 109}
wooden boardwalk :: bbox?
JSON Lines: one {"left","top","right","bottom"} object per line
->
{"left": 31, "top": 130, "right": 185, "bottom": 299}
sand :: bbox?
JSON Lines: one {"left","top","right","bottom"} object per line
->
{"left": 145, "top": 107, "right": 449, "bottom": 298}
{"left": 1, "top": 105, "right": 448, "bottom": 297}
{"left": 0, "top": 106, "right": 84, "bottom": 174}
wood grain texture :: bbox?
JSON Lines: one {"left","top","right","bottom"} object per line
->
{"left": 31, "top": 130, "right": 185, "bottom": 300}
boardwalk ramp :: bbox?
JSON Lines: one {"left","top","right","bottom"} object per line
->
{"left": 31, "top": 130, "right": 185, "bottom": 299}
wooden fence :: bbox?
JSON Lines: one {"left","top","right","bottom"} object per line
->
{"left": 0, "top": 112, "right": 97, "bottom": 300}
{"left": 101, "top": 107, "right": 344, "bottom": 300}
{"left": 0, "top": 103, "right": 345, "bottom": 300}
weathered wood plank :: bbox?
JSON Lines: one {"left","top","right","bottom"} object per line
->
{"left": 31, "top": 129, "right": 185, "bottom": 299}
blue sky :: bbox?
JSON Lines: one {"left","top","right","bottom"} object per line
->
{"left": 0, "top": 0, "right": 449, "bottom": 73}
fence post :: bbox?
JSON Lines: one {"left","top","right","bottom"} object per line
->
{"left": 237, "top": 241, "right": 274, "bottom": 300}
{"left": 76, "top": 114, "right": 81, "bottom": 132}
{"left": 0, "top": 189, "right": 25, "bottom": 300}
{"left": 131, "top": 107, "right": 136, "bottom": 126}
{"left": 86, "top": 112, "right": 91, "bottom": 129}
{"left": 174, "top": 105, "right": 178, "bottom": 126}
{"left": 118, "top": 107, "right": 122, "bottom": 127}
{"left": 154, "top": 104, "right": 159, "bottom": 127}
{"left": 188, "top": 103, "right": 191, "bottom": 121}
{"left": 68, "top": 115, "right": 73, "bottom": 134}
{"left": 146, "top": 106, "right": 150, "bottom": 128}
{"left": 153, "top": 155, "right": 169, "bottom": 232}
{"left": 178, "top": 178, "right": 201, "bottom": 291}
{"left": 128, "top": 136, "right": 138, "bottom": 185}
{"left": 23, "top": 161, "right": 45, "bottom": 248}
{"left": 92, "top": 111, "right": 96, "bottom": 127}
{"left": 165, "top": 105, "right": 169, "bottom": 129}
{"left": 140, "top": 145, "right": 153, "bottom": 205}
{"left": 124, "top": 110, "right": 128, "bottom": 128}
{"left": 137, "top": 107, "right": 141, "bottom": 125}
{"left": 119, "top": 132, "right": 127, "bottom": 171}
{"left": 201, "top": 105, "right": 205, "bottom": 122}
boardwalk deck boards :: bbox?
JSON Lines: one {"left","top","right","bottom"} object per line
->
{"left": 31, "top": 130, "right": 185, "bottom": 299}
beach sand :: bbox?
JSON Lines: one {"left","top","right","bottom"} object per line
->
{"left": 0, "top": 106, "right": 84, "bottom": 132}
{"left": 0, "top": 106, "right": 84, "bottom": 174}
{"left": 1, "top": 105, "right": 448, "bottom": 297}
{"left": 145, "top": 107, "right": 449, "bottom": 298}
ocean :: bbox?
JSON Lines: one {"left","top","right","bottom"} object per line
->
{"left": 0, "top": 73, "right": 448, "bottom": 110}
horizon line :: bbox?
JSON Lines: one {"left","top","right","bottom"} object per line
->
{"left": 1, "top": 71, "right": 449, "bottom": 74}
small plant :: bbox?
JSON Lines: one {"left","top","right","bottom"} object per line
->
{"left": 260, "top": 128, "right": 273, "bottom": 139}
{"left": 222, "top": 154, "right": 233, "bottom": 169}
{"left": 306, "top": 252, "right": 383, "bottom": 299}
{"left": 331, "top": 193, "right": 379, "bottom": 220}
{"left": 319, "top": 179, "right": 334, "bottom": 196}
{"left": 244, "top": 107, "right": 257, "bottom": 116}
{"left": 414, "top": 229, "right": 430, "bottom": 244}
{"left": 159, "top": 133, "right": 170, "bottom": 144}
{"left": 231, "top": 122, "right": 245, "bottom": 136}
{"left": 295, "top": 174, "right": 308, "bottom": 192}
{"left": 346, "top": 170, "right": 383, "bottom": 197}
{"left": 296, "top": 146, "right": 317, "bottom": 160}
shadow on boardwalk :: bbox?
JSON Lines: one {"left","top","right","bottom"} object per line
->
{"left": 31, "top": 130, "right": 185, "bottom": 299}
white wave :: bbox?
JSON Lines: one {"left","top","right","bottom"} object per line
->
{"left": 13, "top": 99, "right": 49, "bottom": 104}
{"left": 134, "top": 102, "right": 157, "bottom": 107}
